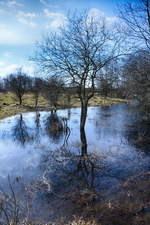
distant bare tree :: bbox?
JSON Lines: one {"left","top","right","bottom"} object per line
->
{"left": 98, "top": 60, "right": 120, "bottom": 97}
{"left": 32, "top": 77, "right": 43, "bottom": 108}
{"left": 123, "top": 50, "right": 150, "bottom": 104}
{"left": 0, "top": 78, "right": 4, "bottom": 92}
{"left": 118, "top": 0, "right": 150, "bottom": 50}
{"left": 5, "top": 68, "right": 29, "bottom": 105}
{"left": 42, "top": 77, "right": 64, "bottom": 110}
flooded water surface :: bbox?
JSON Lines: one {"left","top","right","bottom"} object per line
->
{"left": 0, "top": 103, "right": 149, "bottom": 222}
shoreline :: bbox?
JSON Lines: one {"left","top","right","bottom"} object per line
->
{"left": 0, "top": 92, "right": 127, "bottom": 120}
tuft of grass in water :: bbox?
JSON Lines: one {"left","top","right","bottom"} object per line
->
{"left": 67, "top": 217, "right": 98, "bottom": 225}
{"left": 3, "top": 170, "right": 150, "bottom": 225}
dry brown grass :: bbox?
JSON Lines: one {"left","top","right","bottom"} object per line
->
{"left": 0, "top": 92, "right": 126, "bottom": 120}
{"left": 3, "top": 171, "right": 150, "bottom": 225}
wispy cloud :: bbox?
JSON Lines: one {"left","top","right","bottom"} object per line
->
{"left": 0, "top": 24, "right": 20, "bottom": 45}
{"left": 0, "top": 0, "right": 23, "bottom": 8}
{"left": 0, "top": 61, "right": 5, "bottom": 66}
{"left": 0, "top": 24, "right": 34, "bottom": 45}
{"left": 17, "top": 11, "right": 37, "bottom": 27}
{"left": 88, "top": 8, "right": 105, "bottom": 19}
{"left": 7, "top": 0, "right": 23, "bottom": 7}
{"left": 44, "top": 10, "right": 63, "bottom": 18}
{"left": 88, "top": 8, "right": 118, "bottom": 25}
{"left": 18, "top": 11, "right": 37, "bottom": 19}
{"left": 44, "top": 9, "right": 67, "bottom": 28}
{"left": 17, "top": 17, "right": 37, "bottom": 27}
{"left": 106, "top": 16, "right": 118, "bottom": 24}
{"left": 40, "top": 0, "right": 58, "bottom": 8}
{"left": 40, "top": 0, "right": 47, "bottom": 6}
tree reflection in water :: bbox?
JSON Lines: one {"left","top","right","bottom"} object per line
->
{"left": 12, "top": 112, "right": 42, "bottom": 145}
{"left": 80, "top": 128, "right": 87, "bottom": 156}
{"left": 35, "top": 111, "right": 41, "bottom": 144}
{"left": 33, "top": 128, "right": 108, "bottom": 223}
{"left": 12, "top": 114, "right": 30, "bottom": 145}
{"left": 11, "top": 110, "right": 70, "bottom": 146}
{"left": 40, "top": 127, "right": 107, "bottom": 195}
{"left": 8, "top": 110, "right": 109, "bottom": 222}
{"left": 128, "top": 116, "right": 150, "bottom": 150}
{"left": 45, "top": 111, "right": 64, "bottom": 142}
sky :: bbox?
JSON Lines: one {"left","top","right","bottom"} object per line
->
{"left": 0, "top": 0, "right": 125, "bottom": 77}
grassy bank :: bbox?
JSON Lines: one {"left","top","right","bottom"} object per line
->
{"left": 0, "top": 92, "right": 126, "bottom": 119}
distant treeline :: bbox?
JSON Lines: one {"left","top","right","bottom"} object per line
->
{"left": 1, "top": 50, "right": 150, "bottom": 110}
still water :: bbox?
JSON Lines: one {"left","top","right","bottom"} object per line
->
{"left": 0, "top": 103, "right": 149, "bottom": 221}
{"left": 0, "top": 104, "right": 148, "bottom": 179}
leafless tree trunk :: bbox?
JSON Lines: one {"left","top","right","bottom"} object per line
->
{"left": 33, "top": 12, "right": 128, "bottom": 154}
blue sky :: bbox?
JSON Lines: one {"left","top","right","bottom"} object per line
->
{"left": 0, "top": 0, "right": 125, "bottom": 77}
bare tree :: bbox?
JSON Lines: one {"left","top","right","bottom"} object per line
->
{"left": 31, "top": 77, "right": 43, "bottom": 108}
{"left": 42, "top": 76, "right": 64, "bottom": 110}
{"left": 98, "top": 60, "right": 121, "bottom": 97}
{"left": 0, "top": 78, "right": 4, "bottom": 93}
{"left": 5, "top": 68, "right": 29, "bottom": 105}
{"left": 118, "top": 0, "right": 150, "bottom": 50}
{"left": 123, "top": 49, "right": 150, "bottom": 105}
{"left": 33, "top": 12, "right": 126, "bottom": 132}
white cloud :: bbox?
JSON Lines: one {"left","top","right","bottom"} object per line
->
{"left": 0, "top": 24, "right": 21, "bottom": 45}
{"left": 0, "top": 0, "right": 23, "bottom": 8}
{"left": 0, "top": 64, "right": 19, "bottom": 77}
{"left": 0, "top": 24, "right": 34, "bottom": 45}
{"left": 18, "top": 11, "right": 37, "bottom": 19}
{"left": 7, "top": 0, "right": 23, "bottom": 7}
{"left": 17, "top": 11, "right": 37, "bottom": 27}
{"left": 0, "top": 64, "right": 35, "bottom": 77}
{"left": 106, "top": 16, "right": 118, "bottom": 24}
{"left": 17, "top": 17, "right": 37, "bottom": 27}
{"left": 40, "top": 0, "right": 58, "bottom": 8}
{"left": 44, "top": 10, "right": 62, "bottom": 18}
{"left": 88, "top": 8, "right": 104, "bottom": 19}
{"left": 40, "top": 0, "right": 47, "bottom": 6}
{"left": 88, "top": 8, "right": 118, "bottom": 25}
{"left": 22, "top": 65, "right": 35, "bottom": 76}
{"left": 0, "top": 61, "right": 5, "bottom": 66}
{"left": 43, "top": 9, "right": 67, "bottom": 28}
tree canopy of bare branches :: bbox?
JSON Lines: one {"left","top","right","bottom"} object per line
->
{"left": 123, "top": 49, "right": 150, "bottom": 104}
{"left": 33, "top": 12, "right": 127, "bottom": 132}
{"left": 5, "top": 68, "right": 30, "bottom": 105}
{"left": 42, "top": 77, "right": 64, "bottom": 109}
{"left": 118, "top": 0, "right": 150, "bottom": 50}
{"left": 98, "top": 60, "right": 121, "bottom": 98}
{"left": 31, "top": 77, "right": 43, "bottom": 108}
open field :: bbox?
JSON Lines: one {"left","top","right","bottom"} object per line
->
{"left": 0, "top": 92, "right": 126, "bottom": 119}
